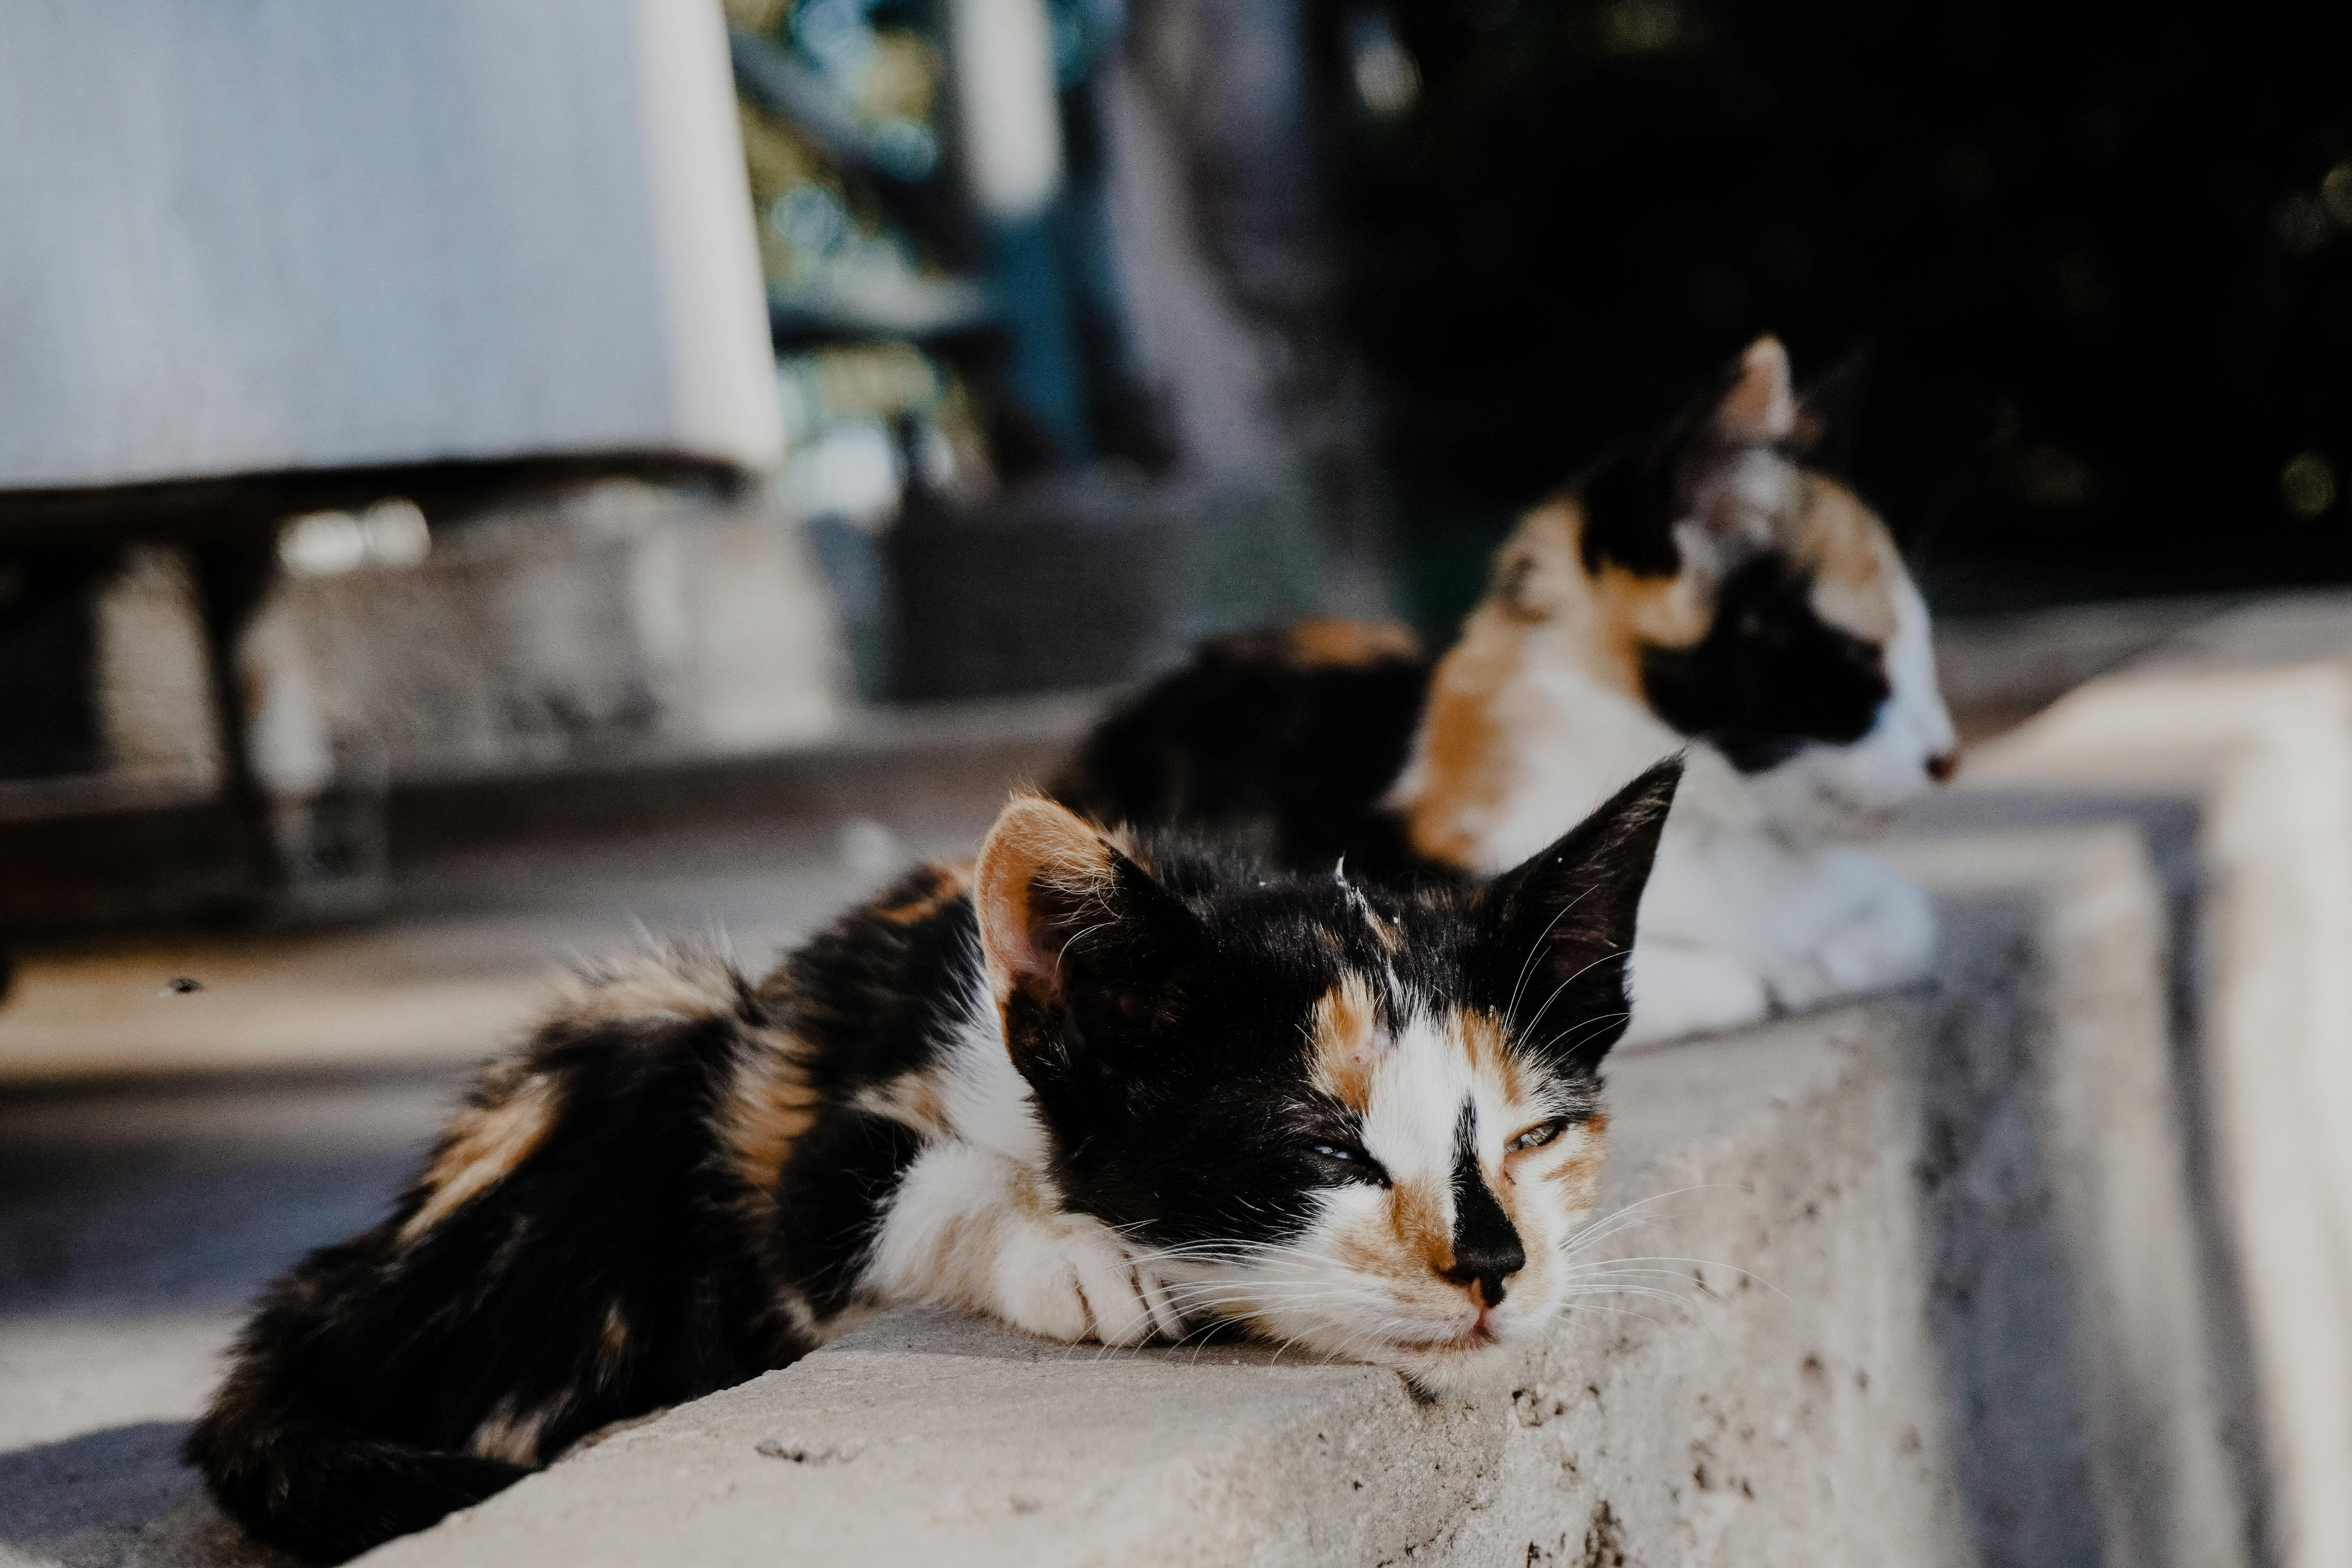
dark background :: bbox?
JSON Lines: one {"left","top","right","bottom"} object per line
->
{"left": 1311, "top": 0, "right": 2352, "bottom": 631}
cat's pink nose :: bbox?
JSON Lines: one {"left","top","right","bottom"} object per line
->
{"left": 1927, "top": 750, "right": 1961, "bottom": 783}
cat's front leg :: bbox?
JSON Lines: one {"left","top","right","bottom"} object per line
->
{"left": 1623, "top": 936, "right": 1772, "bottom": 1044}
{"left": 988, "top": 1203, "right": 1185, "bottom": 1346}
{"left": 864, "top": 1140, "right": 1184, "bottom": 1345}
{"left": 1803, "top": 847, "right": 1936, "bottom": 996}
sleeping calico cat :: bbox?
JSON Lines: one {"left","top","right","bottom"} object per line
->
{"left": 190, "top": 764, "right": 1679, "bottom": 1563}
{"left": 1057, "top": 337, "right": 1957, "bottom": 1042}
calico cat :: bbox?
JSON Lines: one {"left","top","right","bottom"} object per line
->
{"left": 189, "top": 763, "right": 1680, "bottom": 1563}
{"left": 1057, "top": 336, "right": 1957, "bottom": 1043}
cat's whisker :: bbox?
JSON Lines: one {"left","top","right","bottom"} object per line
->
{"left": 1516, "top": 945, "right": 1632, "bottom": 1044}
{"left": 1555, "top": 1183, "right": 1742, "bottom": 1254}
{"left": 1559, "top": 1253, "right": 1794, "bottom": 1305}
{"left": 1535, "top": 1008, "right": 1631, "bottom": 1057}
{"left": 1504, "top": 887, "right": 1597, "bottom": 1029}
{"left": 1555, "top": 1283, "right": 1704, "bottom": 1310}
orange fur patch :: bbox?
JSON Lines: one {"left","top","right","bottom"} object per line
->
{"left": 1408, "top": 496, "right": 1675, "bottom": 866}
{"left": 1337, "top": 1174, "right": 1459, "bottom": 1285}
{"left": 400, "top": 1070, "right": 558, "bottom": 1244}
{"left": 1308, "top": 974, "right": 1385, "bottom": 1111}
{"left": 875, "top": 862, "right": 973, "bottom": 926}
{"left": 1406, "top": 636, "right": 1514, "bottom": 866}
{"left": 721, "top": 1028, "right": 822, "bottom": 1209}
{"left": 1285, "top": 617, "right": 1421, "bottom": 668}
{"left": 854, "top": 1068, "right": 950, "bottom": 1137}
{"left": 1454, "top": 1008, "right": 1527, "bottom": 1110}
{"left": 1789, "top": 475, "right": 1898, "bottom": 642}
{"left": 1551, "top": 486, "right": 1712, "bottom": 695}
{"left": 1588, "top": 557, "right": 1712, "bottom": 688}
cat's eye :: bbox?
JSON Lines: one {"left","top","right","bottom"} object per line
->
{"left": 1507, "top": 1118, "right": 1570, "bottom": 1153}
{"left": 1308, "top": 1142, "right": 1388, "bottom": 1185}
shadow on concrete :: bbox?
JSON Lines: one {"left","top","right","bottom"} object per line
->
{"left": 0, "top": 1422, "right": 284, "bottom": 1568}
{"left": 1914, "top": 890, "right": 2103, "bottom": 1568}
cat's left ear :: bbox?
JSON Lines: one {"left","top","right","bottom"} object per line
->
{"left": 974, "top": 795, "right": 1203, "bottom": 1075}
{"left": 1473, "top": 758, "right": 1682, "bottom": 1071}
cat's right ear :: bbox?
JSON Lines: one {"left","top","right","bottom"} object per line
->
{"left": 974, "top": 795, "right": 1201, "bottom": 1076}
{"left": 1472, "top": 758, "right": 1681, "bottom": 1072}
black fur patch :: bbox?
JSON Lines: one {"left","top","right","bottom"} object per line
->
{"left": 1051, "top": 626, "right": 1432, "bottom": 880}
{"left": 769, "top": 1109, "right": 928, "bottom": 1319}
{"left": 1446, "top": 1102, "right": 1525, "bottom": 1304}
{"left": 1575, "top": 445, "right": 1685, "bottom": 578}
{"left": 1639, "top": 554, "right": 1889, "bottom": 771}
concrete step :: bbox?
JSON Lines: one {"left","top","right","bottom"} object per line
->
{"left": 341, "top": 824, "right": 2231, "bottom": 1568}
{"left": 1952, "top": 631, "right": 2352, "bottom": 1568}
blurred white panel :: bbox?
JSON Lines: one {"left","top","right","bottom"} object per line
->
{"left": 946, "top": 0, "right": 1062, "bottom": 218}
{"left": 0, "top": 0, "right": 781, "bottom": 491}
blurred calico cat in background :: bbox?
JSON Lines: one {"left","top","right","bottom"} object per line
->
{"left": 1057, "top": 336, "right": 1958, "bottom": 1043}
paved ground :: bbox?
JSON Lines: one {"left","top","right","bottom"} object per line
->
{"left": 0, "top": 1072, "right": 454, "bottom": 1568}
{"left": 0, "top": 812, "right": 978, "bottom": 1568}
{"left": 0, "top": 811, "right": 978, "bottom": 1083}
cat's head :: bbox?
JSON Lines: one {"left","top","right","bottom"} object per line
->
{"left": 1481, "top": 336, "right": 1956, "bottom": 835}
{"left": 973, "top": 760, "right": 1681, "bottom": 1388}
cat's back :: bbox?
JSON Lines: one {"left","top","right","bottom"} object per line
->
{"left": 1051, "top": 618, "right": 1430, "bottom": 875}
{"left": 764, "top": 860, "right": 987, "bottom": 1100}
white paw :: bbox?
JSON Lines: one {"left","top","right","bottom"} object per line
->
{"left": 990, "top": 1215, "right": 1184, "bottom": 1347}
{"left": 1624, "top": 941, "right": 1771, "bottom": 1044}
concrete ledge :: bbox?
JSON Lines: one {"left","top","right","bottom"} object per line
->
{"left": 350, "top": 818, "right": 2247, "bottom": 1566}
{"left": 363, "top": 1007, "right": 1973, "bottom": 1568}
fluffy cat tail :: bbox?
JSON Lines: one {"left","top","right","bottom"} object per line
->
{"left": 185, "top": 1340, "right": 528, "bottom": 1564}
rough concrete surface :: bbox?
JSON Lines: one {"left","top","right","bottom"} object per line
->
{"left": 1891, "top": 828, "right": 2242, "bottom": 1568}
